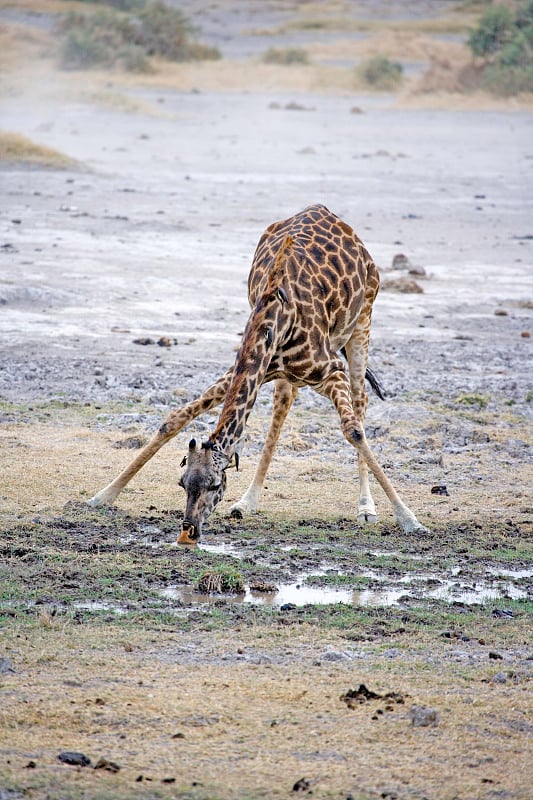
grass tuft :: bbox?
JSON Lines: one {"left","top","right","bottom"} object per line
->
{"left": 0, "top": 131, "right": 75, "bottom": 167}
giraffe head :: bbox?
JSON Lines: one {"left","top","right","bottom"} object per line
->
{"left": 177, "top": 439, "right": 229, "bottom": 544}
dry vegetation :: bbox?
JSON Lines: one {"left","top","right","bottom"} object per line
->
{"left": 0, "top": 131, "right": 75, "bottom": 166}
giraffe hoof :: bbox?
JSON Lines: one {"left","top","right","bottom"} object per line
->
{"left": 229, "top": 507, "right": 243, "bottom": 520}
{"left": 357, "top": 511, "right": 378, "bottom": 525}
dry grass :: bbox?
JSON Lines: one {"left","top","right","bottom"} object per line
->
{"left": 0, "top": 131, "right": 76, "bottom": 167}
{"left": 1, "top": 622, "right": 532, "bottom": 799}
{"left": 1, "top": 409, "right": 531, "bottom": 530}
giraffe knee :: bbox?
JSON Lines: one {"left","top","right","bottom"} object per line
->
{"left": 341, "top": 420, "right": 364, "bottom": 445}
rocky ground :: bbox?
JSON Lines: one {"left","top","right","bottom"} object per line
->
{"left": 0, "top": 1, "right": 532, "bottom": 798}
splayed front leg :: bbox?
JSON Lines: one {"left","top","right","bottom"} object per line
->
{"left": 87, "top": 369, "right": 233, "bottom": 507}
{"left": 229, "top": 379, "right": 298, "bottom": 519}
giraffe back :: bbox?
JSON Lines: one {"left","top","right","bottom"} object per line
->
{"left": 248, "top": 204, "right": 379, "bottom": 360}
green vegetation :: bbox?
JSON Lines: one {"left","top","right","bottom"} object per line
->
{"left": 467, "top": 1, "right": 533, "bottom": 94}
{"left": 261, "top": 47, "right": 309, "bottom": 65}
{"left": 194, "top": 565, "right": 245, "bottom": 594}
{"left": 455, "top": 392, "right": 490, "bottom": 409}
{"left": 57, "top": 0, "right": 220, "bottom": 71}
{"left": 356, "top": 55, "right": 403, "bottom": 90}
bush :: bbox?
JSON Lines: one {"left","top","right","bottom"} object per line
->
{"left": 261, "top": 47, "right": 309, "bottom": 65}
{"left": 357, "top": 55, "right": 403, "bottom": 90}
{"left": 57, "top": 1, "right": 220, "bottom": 71}
{"left": 468, "top": 5, "right": 513, "bottom": 56}
{"left": 467, "top": 1, "right": 533, "bottom": 94}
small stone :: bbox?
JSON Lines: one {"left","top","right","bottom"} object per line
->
{"left": 293, "top": 777, "right": 311, "bottom": 791}
{"left": 431, "top": 485, "right": 449, "bottom": 496}
{"left": 409, "top": 705, "right": 439, "bottom": 727}
{"left": 58, "top": 751, "right": 91, "bottom": 767}
{"left": 489, "top": 651, "right": 503, "bottom": 660}
{"left": 94, "top": 757, "right": 120, "bottom": 773}
{"left": 381, "top": 277, "right": 423, "bottom": 294}
{"left": 133, "top": 337, "right": 155, "bottom": 346}
{"left": 521, "top": 330, "right": 530, "bottom": 338}
{"left": 494, "top": 308, "right": 508, "bottom": 316}
{"left": 492, "top": 672, "right": 508, "bottom": 684}
{"left": 392, "top": 253, "right": 411, "bottom": 269}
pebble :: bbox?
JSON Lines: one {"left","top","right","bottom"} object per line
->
{"left": 410, "top": 705, "right": 439, "bottom": 727}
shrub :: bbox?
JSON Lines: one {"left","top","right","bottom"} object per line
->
{"left": 468, "top": 5, "right": 513, "bottom": 56}
{"left": 261, "top": 47, "right": 309, "bottom": 65}
{"left": 57, "top": 1, "right": 220, "bottom": 71}
{"left": 357, "top": 55, "right": 403, "bottom": 90}
{"left": 467, "top": 1, "right": 533, "bottom": 94}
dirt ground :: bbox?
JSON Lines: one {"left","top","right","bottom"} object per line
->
{"left": 1, "top": 1, "right": 532, "bottom": 799}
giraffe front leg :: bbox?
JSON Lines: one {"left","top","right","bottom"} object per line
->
{"left": 229, "top": 379, "right": 298, "bottom": 518}
{"left": 319, "top": 371, "right": 428, "bottom": 534}
{"left": 87, "top": 369, "right": 233, "bottom": 507}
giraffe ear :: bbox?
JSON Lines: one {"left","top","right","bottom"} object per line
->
{"left": 188, "top": 438, "right": 196, "bottom": 450}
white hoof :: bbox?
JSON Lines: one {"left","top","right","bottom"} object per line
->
{"left": 228, "top": 500, "right": 255, "bottom": 519}
{"left": 87, "top": 488, "right": 117, "bottom": 507}
{"left": 357, "top": 510, "right": 378, "bottom": 524}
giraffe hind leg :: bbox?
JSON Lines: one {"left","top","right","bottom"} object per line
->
{"left": 318, "top": 369, "right": 427, "bottom": 534}
{"left": 87, "top": 368, "right": 233, "bottom": 507}
{"left": 344, "top": 313, "right": 379, "bottom": 524}
{"left": 229, "top": 378, "right": 298, "bottom": 518}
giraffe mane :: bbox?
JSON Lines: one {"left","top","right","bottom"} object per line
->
{"left": 209, "top": 236, "right": 294, "bottom": 450}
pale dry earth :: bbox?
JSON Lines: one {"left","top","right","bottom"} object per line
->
{"left": 1, "top": 2, "right": 533, "bottom": 799}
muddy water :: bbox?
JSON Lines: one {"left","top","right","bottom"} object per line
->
{"left": 157, "top": 541, "right": 531, "bottom": 608}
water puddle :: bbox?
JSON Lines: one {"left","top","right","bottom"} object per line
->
{"left": 161, "top": 573, "right": 528, "bottom": 609}
{"left": 73, "top": 600, "right": 127, "bottom": 615}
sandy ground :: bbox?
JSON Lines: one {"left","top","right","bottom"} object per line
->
{"left": 1, "top": 2, "right": 532, "bottom": 799}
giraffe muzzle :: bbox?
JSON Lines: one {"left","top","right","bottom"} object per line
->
{"left": 177, "top": 520, "right": 200, "bottom": 545}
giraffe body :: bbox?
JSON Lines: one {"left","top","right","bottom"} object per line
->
{"left": 88, "top": 204, "right": 426, "bottom": 540}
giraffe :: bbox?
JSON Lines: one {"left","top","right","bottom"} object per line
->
{"left": 88, "top": 204, "right": 427, "bottom": 542}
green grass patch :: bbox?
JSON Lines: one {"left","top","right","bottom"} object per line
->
{"left": 57, "top": 1, "right": 220, "bottom": 71}
{"left": 356, "top": 55, "right": 403, "bottom": 90}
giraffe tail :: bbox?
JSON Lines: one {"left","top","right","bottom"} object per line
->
{"left": 340, "top": 348, "right": 386, "bottom": 400}
{"left": 365, "top": 366, "right": 385, "bottom": 400}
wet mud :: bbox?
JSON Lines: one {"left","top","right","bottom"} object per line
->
{"left": 3, "top": 503, "right": 531, "bottom": 624}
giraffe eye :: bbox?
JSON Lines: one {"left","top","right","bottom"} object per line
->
{"left": 207, "top": 482, "right": 221, "bottom": 492}
{"left": 264, "top": 328, "right": 273, "bottom": 347}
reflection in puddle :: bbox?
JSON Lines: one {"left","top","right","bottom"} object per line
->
{"left": 198, "top": 542, "right": 242, "bottom": 557}
{"left": 73, "top": 600, "right": 127, "bottom": 615}
{"left": 161, "top": 574, "right": 528, "bottom": 609}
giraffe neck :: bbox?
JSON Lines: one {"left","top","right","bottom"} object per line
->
{"left": 209, "top": 307, "right": 283, "bottom": 458}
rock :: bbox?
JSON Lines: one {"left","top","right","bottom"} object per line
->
{"left": 380, "top": 277, "right": 423, "bottom": 294}
{"left": 431, "top": 485, "right": 449, "bottom": 496}
{"left": 293, "top": 777, "right": 311, "bottom": 791}
{"left": 133, "top": 337, "right": 155, "bottom": 346}
{"left": 392, "top": 253, "right": 411, "bottom": 269}
{"left": 94, "top": 757, "right": 120, "bottom": 773}
{"left": 112, "top": 436, "right": 147, "bottom": 450}
{"left": 322, "top": 649, "right": 351, "bottom": 662}
{"left": 410, "top": 705, "right": 439, "bottom": 727}
{"left": 494, "top": 308, "right": 508, "bottom": 316}
{"left": 58, "top": 751, "right": 91, "bottom": 767}
{"left": 492, "top": 672, "right": 508, "bottom": 684}
{"left": 521, "top": 330, "right": 530, "bottom": 338}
